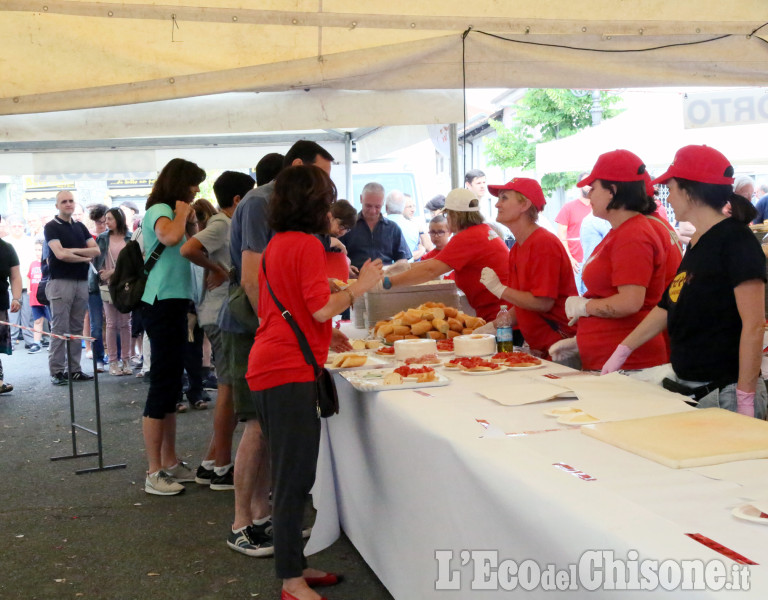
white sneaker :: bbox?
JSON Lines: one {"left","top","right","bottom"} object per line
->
{"left": 145, "top": 470, "right": 184, "bottom": 496}
{"left": 165, "top": 461, "right": 196, "bottom": 483}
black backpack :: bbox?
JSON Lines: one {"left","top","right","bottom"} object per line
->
{"left": 108, "top": 240, "right": 165, "bottom": 314}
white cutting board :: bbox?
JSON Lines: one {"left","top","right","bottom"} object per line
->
{"left": 582, "top": 408, "right": 768, "bottom": 469}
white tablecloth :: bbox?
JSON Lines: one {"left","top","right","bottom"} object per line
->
{"left": 306, "top": 328, "right": 768, "bottom": 598}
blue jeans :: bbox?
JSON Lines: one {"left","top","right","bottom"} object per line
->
{"left": 671, "top": 373, "right": 768, "bottom": 420}
{"left": 88, "top": 292, "right": 105, "bottom": 363}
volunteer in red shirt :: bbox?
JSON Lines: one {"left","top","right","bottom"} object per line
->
{"left": 563, "top": 149, "right": 668, "bottom": 371}
{"left": 245, "top": 165, "right": 383, "bottom": 600}
{"left": 478, "top": 178, "right": 577, "bottom": 357}
{"left": 419, "top": 213, "right": 454, "bottom": 281}
{"left": 382, "top": 188, "right": 509, "bottom": 322}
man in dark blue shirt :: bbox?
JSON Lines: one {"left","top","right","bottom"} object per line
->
{"left": 752, "top": 193, "right": 768, "bottom": 225}
{"left": 340, "top": 182, "right": 411, "bottom": 271}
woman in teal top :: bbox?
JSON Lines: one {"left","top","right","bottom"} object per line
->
{"left": 140, "top": 158, "right": 205, "bottom": 496}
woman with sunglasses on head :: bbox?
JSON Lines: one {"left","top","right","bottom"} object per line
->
{"left": 559, "top": 150, "right": 670, "bottom": 371}
{"left": 603, "top": 145, "right": 767, "bottom": 419}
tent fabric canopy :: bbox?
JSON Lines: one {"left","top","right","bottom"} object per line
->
{"left": 3, "top": 1, "right": 768, "bottom": 116}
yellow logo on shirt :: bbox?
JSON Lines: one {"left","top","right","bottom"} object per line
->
{"left": 668, "top": 271, "right": 687, "bottom": 303}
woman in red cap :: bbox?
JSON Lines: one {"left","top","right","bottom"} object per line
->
{"left": 478, "top": 178, "right": 577, "bottom": 357}
{"left": 382, "top": 188, "right": 508, "bottom": 322}
{"left": 559, "top": 149, "right": 669, "bottom": 371}
{"left": 603, "top": 145, "right": 766, "bottom": 418}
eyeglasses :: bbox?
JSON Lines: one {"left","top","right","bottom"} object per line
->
{"left": 429, "top": 230, "right": 449, "bottom": 237}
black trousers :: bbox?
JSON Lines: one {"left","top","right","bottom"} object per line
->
{"left": 253, "top": 381, "right": 320, "bottom": 579}
{"left": 183, "top": 317, "right": 204, "bottom": 401}
{"left": 142, "top": 299, "right": 187, "bottom": 418}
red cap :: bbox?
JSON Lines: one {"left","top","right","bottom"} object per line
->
{"left": 577, "top": 149, "right": 648, "bottom": 188}
{"left": 650, "top": 145, "right": 735, "bottom": 186}
{"left": 487, "top": 177, "right": 546, "bottom": 210}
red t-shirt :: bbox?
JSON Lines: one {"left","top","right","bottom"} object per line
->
{"left": 646, "top": 215, "right": 683, "bottom": 288}
{"left": 326, "top": 250, "right": 350, "bottom": 283}
{"left": 555, "top": 199, "right": 592, "bottom": 262}
{"left": 421, "top": 248, "right": 454, "bottom": 281}
{"left": 246, "top": 232, "right": 331, "bottom": 391}
{"left": 28, "top": 260, "right": 43, "bottom": 307}
{"left": 434, "top": 224, "right": 509, "bottom": 321}
{"left": 508, "top": 227, "right": 577, "bottom": 353}
{"left": 578, "top": 214, "right": 668, "bottom": 371}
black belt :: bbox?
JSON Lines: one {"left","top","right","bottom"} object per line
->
{"left": 661, "top": 377, "right": 735, "bottom": 405}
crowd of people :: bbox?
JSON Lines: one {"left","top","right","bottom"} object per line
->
{"left": 0, "top": 139, "right": 764, "bottom": 600}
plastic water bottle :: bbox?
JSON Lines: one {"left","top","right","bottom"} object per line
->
{"left": 495, "top": 305, "right": 514, "bottom": 352}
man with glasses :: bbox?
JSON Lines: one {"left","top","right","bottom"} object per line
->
{"left": 44, "top": 191, "right": 100, "bottom": 385}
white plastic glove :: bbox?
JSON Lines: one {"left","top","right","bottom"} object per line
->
{"left": 383, "top": 261, "right": 410, "bottom": 276}
{"left": 474, "top": 321, "right": 497, "bottom": 335}
{"left": 548, "top": 337, "right": 579, "bottom": 363}
{"left": 480, "top": 267, "right": 507, "bottom": 299}
{"left": 565, "top": 296, "right": 590, "bottom": 326}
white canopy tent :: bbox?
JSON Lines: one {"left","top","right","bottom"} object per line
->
{"left": 535, "top": 90, "right": 768, "bottom": 176}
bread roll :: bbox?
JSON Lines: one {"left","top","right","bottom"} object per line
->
{"left": 462, "top": 328, "right": 475, "bottom": 335}
{"left": 402, "top": 309, "right": 423, "bottom": 325}
{"left": 446, "top": 330, "right": 460, "bottom": 339}
{"left": 351, "top": 339, "right": 368, "bottom": 350}
{"left": 393, "top": 325, "right": 411, "bottom": 336}
{"left": 429, "top": 307, "right": 445, "bottom": 321}
{"left": 385, "top": 333, "right": 405, "bottom": 344}
{"left": 426, "top": 331, "right": 446, "bottom": 340}
{"left": 340, "top": 355, "right": 367, "bottom": 368}
{"left": 416, "top": 370, "right": 436, "bottom": 383}
{"left": 383, "top": 372, "right": 403, "bottom": 385}
{"left": 410, "top": 320, "right": 434, "bottom": 336}
{"left": 377, "top": 324, "right": 395, "bottom": 338}
{"left": 330, "top": 355, "right": 347, "bottom": 368}
{"left": 365, "top": 340, "right": 381, "bottom": 350}
{"left": 431, "top": 318, "right": 449, "bottom": 334}
{"left": 443, "top": 307, "right": 459, "bottom": 318}
{"left": 404, "top": 334, "right": 419, "bottom": 339}
{"left": 447, "top": 317, "right": 464, "bottom": 332}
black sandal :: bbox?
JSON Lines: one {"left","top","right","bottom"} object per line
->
{"left": 192, "top": 399, "right": 208, "bottom": 410}
{"left": 0, "top": 383, "right": 13, "bottom": 394}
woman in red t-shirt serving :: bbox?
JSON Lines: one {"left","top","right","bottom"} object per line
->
{"left": 245, "top": 166, "right": 383, "bottom": 600}
{"left": 478, "top": 178, "right": 577, "bottom": 357}
{"left": 382, "top": 188, "right": 509, "bottom": 322}
{"left": 560, "top": 150, "right": 668, "bottom": 371}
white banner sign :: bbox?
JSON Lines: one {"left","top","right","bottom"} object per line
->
{"left": 683, "top": 89, "right": 768, "bottom": 129}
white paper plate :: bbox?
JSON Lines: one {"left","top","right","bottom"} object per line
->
{"left": 732, "top": 503, "right": 768, "bottom": 524}
{"left": 542, "top": 406, "right": 583, "bottom": 418}
{"left": 557, "top": 411, "right": 600, "bottom": 425}
{"left": 340, "top": 369, "right": 451, "bottom": 392}
{"left": 459, "top": 366, "right": 508, "bottom": 376}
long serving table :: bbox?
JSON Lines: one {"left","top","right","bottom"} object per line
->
{"left": 305, "top": 332, "right": 768, "bottom": 598}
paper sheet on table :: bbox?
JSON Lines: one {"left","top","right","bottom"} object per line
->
{"left": 689, "top": 459, "right": 768, "bottom": 494}
{"left": 477, "top": 379, "right": 576, "bottom": 406}
{"left": 545, "top": 372, "right": 694, "bottom": 421}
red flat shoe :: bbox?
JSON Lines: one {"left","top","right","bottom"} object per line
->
{"left": 281, "top": 591, "right": 327, "bottom": 600}
{"left": 305, "top": 573, "right": 344, "bottom": 587}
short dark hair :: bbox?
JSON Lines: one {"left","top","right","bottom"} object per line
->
{"left": 729, "top": 192, "right": 759, "bottom": 225}
{"left": 255, "top": 153, "right": 284, "bottom": 186}
{"left": 146, "top": 158, "right": 206, "bottom": 210}
{"left": 88, "top": 204, "right": 109, "bottom": 222}
{"left": 330, "top": 199, "right": 357, "bottom": 231}
{"left": 268, "top": 165, "right": 337, "bottom": 234}
{"left": 597, "top": 179, "right": 656, "bottom": 215}
{"left": 283, "top": 140, "right": 334, "bottom": 169}
{"left": 429, "top": 214, "right": 448, "bottom": 226}
{"left": 106, "top": 207, "right": 127, "bottom": 236}
{"left": 465, "top": 169, "right": 486, "bottom": 184}
{"left": 673, "top": 178, "right": 732, "bottom": 212}
{"left": 213, "top": 171, "right": 255, "bottom": 209}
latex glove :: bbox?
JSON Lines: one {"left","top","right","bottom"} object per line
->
{"left": 479, "top": 267, "right": 507, "bottom": 299}
{"left": 383, "top": 261, "right": 410, "bottom": 276}
{"left": 549, "top": 337, "right": 579, "bottom": 362}
{"left": 474, "top": 321, "right": 497, "bottom": 335}
{"left": 601, "top": 344, "right": 633, "bottom": 375}
{"left": 565, "top": 296, "right": 590, "bottom": 326}
{"left": 736, "top": 389, "right": 755, "bottom": 417}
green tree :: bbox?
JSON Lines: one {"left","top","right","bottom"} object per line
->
{"left": 484, "top": 89, "right": 621, "bottom": 196}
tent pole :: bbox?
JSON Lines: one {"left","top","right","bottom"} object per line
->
{"left": 449, "top": 123, "right": 460, "bottom": 189}
{"left": 345, "top": 132, "right": 353, "bottom": 203}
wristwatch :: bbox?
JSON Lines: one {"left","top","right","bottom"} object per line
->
{"left": 12, "top": 297, "right": 21, "bottom": 303}
{"left": 383, "top": 276, "right": 392, "bottom": 290}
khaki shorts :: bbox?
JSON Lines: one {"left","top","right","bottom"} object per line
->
{"left": 202, "top": 324, "right": 231, "bottom": 385}
{"left": 221, "top": 329, "right": 256, "bottom": 418}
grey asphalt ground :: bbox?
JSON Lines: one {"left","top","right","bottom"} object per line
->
{"left": 0, "top": 340, "right": 394, "bottom": 600}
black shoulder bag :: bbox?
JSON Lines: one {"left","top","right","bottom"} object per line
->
{"left": 261, "top": 258, "right": 339, "bottom": 418}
